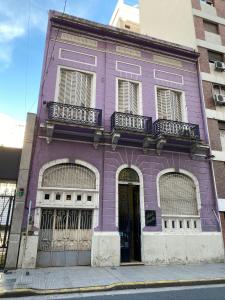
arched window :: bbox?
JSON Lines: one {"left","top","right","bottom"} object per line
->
{"left": 42, "top": 163, "right": 96, "bottom": 189}
{"left": 159, "top": 172, "right": 198, "bottom": 216}
{"left": 119, "top": 168, "right": 139, "bottom": 183}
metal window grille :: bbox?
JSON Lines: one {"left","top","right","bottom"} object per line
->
{"left": 42, "top": 163, "right": 96, "bottom": 189}
{"left": 157, "top": 88, "right": 183, "bottom": 121}
{"left": 59, "top": 69, "right": 92, "bottom": 107}
{"left": 159, "top": 172, "right": 198, "bottom": 216}
{"left": 119, "top": 168, "right": 139, "bottom": 182}
{"left": 118, "top": 80, "right": 138, "bottom": 114}
{"left": 38, "top": 208, "right": 92, "bottom": 251}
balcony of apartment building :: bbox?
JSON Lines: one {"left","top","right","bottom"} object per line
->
{"left": 110, "top": 83, "right": 206, "bottom": 156}
{"left": 42, "top": 68, "right": 103, "bottom": 146}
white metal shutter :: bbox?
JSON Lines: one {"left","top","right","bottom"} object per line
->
{"left": 42, "top": 163, "right": 96, "bottom": 189}
{"left": 59, "top": 69, "right": 92, "bottom": 107}
{"left": 118, "top": 80, "right": 138, "bottom": 114}
{"left": 159, "top": 173, "right": 198, "bottom": 216}
{"left": 157, "top": 89, "right": 183, "bottom": 121}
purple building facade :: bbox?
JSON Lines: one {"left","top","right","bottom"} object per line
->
{"left": 14, "top": 11, "right": 224, "bottom": 268}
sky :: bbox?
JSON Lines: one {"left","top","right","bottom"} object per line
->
{"left": 0, "top": 0, "right": 138, "bottom": 147}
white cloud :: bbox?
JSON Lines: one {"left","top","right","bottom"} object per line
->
{"left": 0, "top": 0, "right": 104, "bottom": 68}
{"left": 0, "top": 24, "right": 25, "bottom": 42}
{"left": 0, "top": 113, "right": 25, "bottom": 148}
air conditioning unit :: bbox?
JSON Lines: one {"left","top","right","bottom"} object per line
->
{"left": 214, "top": 94, "right": 225, "bottom": 105}
{"left": 214, "top": 61, "right": 225, "bottom": 71}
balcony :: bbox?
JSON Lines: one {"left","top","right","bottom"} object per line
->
{"left": 48, "top": 102, "right": 102, "bottom": 127}
{"left": 111, "top": 112, "right": 153, "bottom": 150}
{"left": 153, "top": 119, "right": 200, "bottom": 140}
{"left": 153, "top": 119, "right": 204, "bottom": 155}
{"left": 111, "top": 112, "right": 152, "bottom": 134}
{"left": 43, "top": 102, "right": 103, "bottom": 145}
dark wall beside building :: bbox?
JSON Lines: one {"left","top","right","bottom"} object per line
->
{"left": 0, "top": 147, "right": 21, "bottom": 181}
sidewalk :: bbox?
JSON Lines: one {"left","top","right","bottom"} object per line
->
{"left": 1, "top": 263, "right": 225, "bottom": 297}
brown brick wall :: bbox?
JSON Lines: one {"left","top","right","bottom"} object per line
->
{"left": 198, "top": 47, "right": 210, "bottom": 73}
{"left": 191, "top": 0, "right": 201, "bottom": 10}
{"left": 214, "top": 0, "right": 225, "bottom": 18}
{"left": 202, "top": 81, "right": 216, "bottom": 109}
{"left": 213, "top": 161, "right": 225, "bottom": 198}
{"left": 218, "top": 24, "right": 225, "bottom": 46}
{"left": 220, "top": 212, "right": 225, "bottom": 247}
{"left": 194, "top": 16, "right": 205, "bottom": 40}
{"left": 208, "top": 119, "right": 222, "bottom": 151}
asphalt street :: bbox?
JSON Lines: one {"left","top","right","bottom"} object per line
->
{"left": 8, "top": 284, "right": 225, "bottom": 300}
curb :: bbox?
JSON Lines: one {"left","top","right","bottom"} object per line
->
{"left": 1, "top": 278, "right": 225, "bottom": 298}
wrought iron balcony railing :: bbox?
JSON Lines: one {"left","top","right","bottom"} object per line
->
{"left": 153, "top": 119, "right": 200, "bottom": 140}
{"left": 47, "top": 102, "right": 102, "bottom": 127}
{"left": 111, "top": 112, "right": 152, "bottom": 134}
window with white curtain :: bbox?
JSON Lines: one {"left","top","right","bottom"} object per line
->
{"left": 159, "top": 172, "right": 198, "bottom": 216}
{"left": 157, "top": 88, "right": 183, "bottom": 121}
{"left": 58, "top": 69, "right": 92, "bottom": 107}
{"left": 118, "top": 80, "right": 139, "bottom": 114}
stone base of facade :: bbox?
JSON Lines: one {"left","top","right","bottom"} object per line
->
{"left": 18, "top": 235, "right": 39, "bottom": 269}
{"left": 91, "top": 232, "right": 120, "bottom": 267}
{"left": 17, "top": 231, "right": 224, "bottom": 268}
{"left": 142, "top": 232, "right": 225, "bottom": 265}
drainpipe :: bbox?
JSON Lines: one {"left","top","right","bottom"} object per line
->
{"left": 100, "top": 42, "right": 107, "bottom": 231}
{"left": 196, "top": 59, "right": 222, "bottom": 230}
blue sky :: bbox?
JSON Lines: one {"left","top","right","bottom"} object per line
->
{"left": 0, "top": 0, "right": 138, "bottom": 123}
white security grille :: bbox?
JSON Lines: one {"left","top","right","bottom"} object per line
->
{"left": 157, "top": 88, "right": 183, "bottom": 121}
{"left": 118, "top": 80, "right": 138, "bottom": 114}
{"left": 42, "top": 163, "right": 96, "bottom": 189}
{"left": 59, "top": 69, "right": 92, "bottom": 107}
{"left": 38, "top": 208, "right": 92, "bottom": 251}
{"left": 159, "top": 173, "right": 198, "bottom": 216}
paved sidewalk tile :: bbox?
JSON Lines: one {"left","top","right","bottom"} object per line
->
{"left": 1, "top": 263, "right": 225, "bottom": 293}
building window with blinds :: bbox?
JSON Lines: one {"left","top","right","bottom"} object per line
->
{"left": 118, "top": 80, "right": 139, "bottom": 114}
{"left": 157, "top": 88, "right": 184, "bottom": 121}
{"left": 159, "top": 172, "right": 200, "bottom": 231}
{"left": 58, "top": 68, "right": 92, "bottom": 107}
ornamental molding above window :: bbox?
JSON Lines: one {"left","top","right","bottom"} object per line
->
{"left": 116, "top": 45, "right": 141, "bottom": 58}
{"left": 60, "top": 32, "right": 98, "bottom": 48}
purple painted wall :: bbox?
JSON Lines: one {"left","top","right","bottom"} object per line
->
{"left": 25, "top": 12, "right": 219, "bottom": 232}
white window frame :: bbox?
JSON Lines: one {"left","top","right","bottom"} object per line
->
{"left": 156, "top": 168, "right": 201, "bottom": 212}
{"left": 54, "top": 65, "right": 96, "bottom": 108}
{"left": 154, "top": 85, "right": 188, "bottom": 122}
{"left": 115, "top": 77, "right": 143, "bottom": 115}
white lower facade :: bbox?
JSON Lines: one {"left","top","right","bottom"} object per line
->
{"left": 18, "top": 230, "right": 224, "bottom": 268}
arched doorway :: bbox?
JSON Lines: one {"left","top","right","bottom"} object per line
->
{"left": 118, "top": 168, "right": 141, "bottom": 263}
{"left": 36, "top": 162, "right": 99, "bottom": 267}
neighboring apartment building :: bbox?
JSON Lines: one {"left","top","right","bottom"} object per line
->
{"left": 6, "top": 10, "right": 224, "bottom": 269}
{"left": 110, "top": 0, "right": 225, "bottom": 246}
